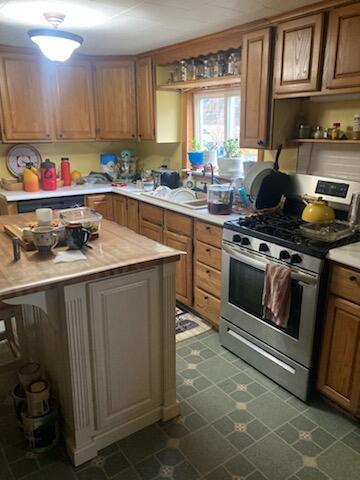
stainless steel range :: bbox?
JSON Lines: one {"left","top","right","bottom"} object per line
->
{"left": 220, "top": 174, "right": 360, "bottom": 400}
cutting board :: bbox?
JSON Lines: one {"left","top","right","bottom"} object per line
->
{"left": 4, "top": 224, "right": 36, "bottom": 251}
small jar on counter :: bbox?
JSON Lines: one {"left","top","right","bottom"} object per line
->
{"left": 331, "top": 122, "right": 341, "bottom": 140}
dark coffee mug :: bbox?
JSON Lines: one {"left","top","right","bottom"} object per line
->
{"left": 65, "top": 225, "right": 90, "bottom": 250}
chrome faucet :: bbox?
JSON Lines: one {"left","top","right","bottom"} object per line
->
{"left": 201, "top": 163, "right": 214, "bottom": 193}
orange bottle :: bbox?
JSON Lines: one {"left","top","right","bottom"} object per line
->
{"left": 23, "top": 163, "right": 39, "bottom": 192}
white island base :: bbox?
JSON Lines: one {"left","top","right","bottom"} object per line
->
{"left": 5, "top": 262, "right": 179, "bottom": 466}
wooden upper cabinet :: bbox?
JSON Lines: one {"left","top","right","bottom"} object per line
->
{"left": 240, "top": 28, "right": 272, "bottom": 149}
{"left": 95, "top": 60, "right": 137, "bottom": 140}
{"left": 136, "top": 56, "right": 155, "bottom": 140}
{"left": 324, "top": 3, "right": 360, "bottom": 89}
{"left": 53, "top": 60, "right": 96, "bottom": 140}
{"left": 274, "top": 14, "right": 324, "bottom": 94}
{"left": 0, "top": 54, "right": 52, "bottom": 141}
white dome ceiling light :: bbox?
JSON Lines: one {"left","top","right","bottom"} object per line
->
{"left": 28, "top": 12, "right": 83, "bottom": 62}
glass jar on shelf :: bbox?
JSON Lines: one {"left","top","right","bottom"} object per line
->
{"left": 208, "top": 55, "right": 217, "bottom": 78}
{"left": 216, "top": 52, "right": 225, "bottom": 76}
{"left": 187, "top": 59, "right": 197, "bottom": 81}
{"left": 233, "top": 51, "right": 241, "bottom": 76}
{"left": 196, "top": 57, "right": 204, "bottom": 79}
{"left": 313, "top": 126, "right": 323, "bottom": 139}
{"left": 179, "top": 60, "right": 188, "bottom": 82}
{"left": 227, "top": 52, "right": 236, "bottom": 75}
{"left": 173, "top": 63, "right": 180, "bottom": 83}
{"left": 331, "top": 122, "right": 341, "bottom": 140}
{"left": 203, "top": 58, "right": 210, "bottom": 79}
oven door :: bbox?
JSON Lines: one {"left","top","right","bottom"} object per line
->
{"left": 221, "top": 242, "right": 320, "bottom": 368}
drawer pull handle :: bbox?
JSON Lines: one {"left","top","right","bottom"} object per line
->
{"left": 206, "top": 226, "right": 211, "bottom": 231}
{"left": 204, "top": 295, "right": 209, "bottom": 300}
{"left": 206, "top": 270, "right": 210, "bottom": 274}
{"left": 349, "top": 276, "right": 359, "bottom": 283}
{"left": 206, "top": 248, "right": 210, "bottom": 253}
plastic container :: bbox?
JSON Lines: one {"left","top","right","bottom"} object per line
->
{"left": 187, "top": 151, "right": 204, "bottom": 168}
{"left": 40, "top": 159, "right": 57, "bottom": 191}
{"left": 58, "top": 207, "right": 103, "bottom": 235}
{"left": 207, "top": 184, "right": 233, "bottom": 215}
{"left": 23, "top": 163, "right": 39, "bottom": 192}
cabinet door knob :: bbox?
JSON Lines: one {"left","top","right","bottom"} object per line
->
{"left": 59, "top": 133, "right": 63, "bottom": 138}
{"left": 257, "top": 139, "right": 264, "bottom": 146}
{"left": 206, "top": 248, "right": 210, "bottom": 253}
{"left": 206, "top": 269, "right": 210, "bottom": 274}
{"left": 206, "top": 226, "right": 211, "bottom": 230}
{"left": 349, "top": 276, "right": 359, "bottom": 283}
{"left": 204, "top": 295, "right": 209, "bottom": 300}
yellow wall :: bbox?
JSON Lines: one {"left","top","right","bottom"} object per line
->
{"left": 304, "top": 98, "right": 360, "bottom": 135}
{"left": 137, "top": 142, "right": 182, "bottom": 171}
{"left": 0, "top": 142, "right": 136, "bottom": 179}
{"left": 264, "top": 148, "right": 298, "bottom": 173}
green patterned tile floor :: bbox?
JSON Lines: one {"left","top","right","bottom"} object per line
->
{"left": 0, "top": 330, "right": 359, "bottom": 479}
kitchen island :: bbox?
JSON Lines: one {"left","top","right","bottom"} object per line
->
{"left": 0, "top": 214, "right": 181, "bottom": 466}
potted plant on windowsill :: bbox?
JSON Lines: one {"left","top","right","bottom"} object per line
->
{"left": 187, "top": 139, "right": 204, "bottom": 169}
{"left": 218, "top": 139, "right": 243, "bottom": 178}
{"left": 204, "top": 143, "right": 218, "bottom": 170}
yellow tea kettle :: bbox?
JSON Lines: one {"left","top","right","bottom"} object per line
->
{"left": 302, "top": 196, "right": 335, "bottom": 223}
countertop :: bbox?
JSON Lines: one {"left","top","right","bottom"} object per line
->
{"left": 0, "top": 213, "right": 181, "bottom": 300}
{"left": 0, "top": 183, "right": 239, "bottom": 226}
{"left": 326, "top": 242, "right": 360, "bottom": 270}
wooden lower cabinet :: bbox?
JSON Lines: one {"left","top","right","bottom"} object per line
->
{"left": 194, "top": 288, "right": 221, "bottom": 327}
{"left": 163, "top": 230, "right": 193, "bottom": 307}
{"left": 86, "top": 194, "right": 113, "bottom": 220}
{"left": 140, "top": 219, "right": 163, "bottom": 243}
{"left": 317, "top": 265, "right": 360, "bottom": 418}
{"left": 127, "top": 198, "right": 139, "bottom": 233}
{"left": 0, "top": 198, "right": 17, "bottom": 215}
{"left": 112, "top": 194, "right": 127, "bottom": 226}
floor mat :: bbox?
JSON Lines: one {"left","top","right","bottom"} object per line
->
{"left": 176, "top": 307, "right": 211, "bottom": 342}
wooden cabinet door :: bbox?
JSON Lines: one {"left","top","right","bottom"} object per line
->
{"left": 88, "top": 270, "right": 161, "bottom": 430}
{"left": 136, "top": 56, "right": 155, "bottom": 140}
{"left": 324, "top": 3, "right": 360, "bottom": 89}
{"left": 53, "top": 60, "right": 96, "bottom": 140}
{"left": 317, "top": 295, "right": 360, "bottom": 417}
{"left": 240, "top": 28, "right": 272, "bottom": 149}
{"left": 95, "top": 60, "right": 137, "bottom": 140}
{"left": 164, "top": 230, "right": 193, "bottom": 307}
{"left": 0, "top": 54, "right": 52, "bottom": 141}
{"left": 140, "top": 220, "right": 163, "bottom": 243}
{"left": 112, "top": 195, "right": 127, "bottom": 226}
{"left": 86, "top": 194, "right": 113, "bottom": 220}
{"left": 127, "top": 198, "right": 139, "bottom": 233}
{"left": 274, "top": 14, "right": 324, "bottom": 94}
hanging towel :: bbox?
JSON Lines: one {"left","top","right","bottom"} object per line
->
{"left": 262, "top": 263, "right": 292, "bottom": 328}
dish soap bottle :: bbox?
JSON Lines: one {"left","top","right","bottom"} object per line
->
{"left": 23, "top": 162, "right": 39, "bottom": 192}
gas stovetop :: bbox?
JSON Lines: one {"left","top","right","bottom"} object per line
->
{"left": 224, "top": 212, "right": 360, "bottom": 259}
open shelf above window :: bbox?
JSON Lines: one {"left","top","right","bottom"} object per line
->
{"left": 157, "top": 75, "right": 241, "bottom": 91}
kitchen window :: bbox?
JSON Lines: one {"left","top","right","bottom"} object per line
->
{"left": 194, "top": 89, "right": 257, "bottom": 164}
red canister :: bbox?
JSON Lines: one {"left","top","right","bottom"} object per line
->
{"left": 60, "top": 157, "right": 71, "bottom": 186}
{"left": 40, "top": 159, "right": 57, "bottom": 191}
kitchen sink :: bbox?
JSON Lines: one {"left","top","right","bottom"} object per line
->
{"left": 141, "top": 191, "right": 208, "bottom": 209}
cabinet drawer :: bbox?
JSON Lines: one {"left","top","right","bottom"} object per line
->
{"left": 195, "top": 261, "right": 221, "bottom": 299}
{"left": 195, "top": 241, "right": 222, "bottom": 271}
{"left": 164, "top": 210, "right": 193, "bottom": 237}
{"left": 140, "top": 203, "right": 163, "bottom": 226}
{"left": 195, "top": 221, "right": 222, "bottom": 248}
{"left": 194, "top": 287, "right": 220, "bottom": 328}
{"left": 330, "top": 264, "right": 360, "bottom": 305}
{"left": 140, "top": 220, "right": 163, "bottom": 243}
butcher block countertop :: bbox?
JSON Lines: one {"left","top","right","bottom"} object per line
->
{"left": 0, "top": 213, "right": 181, "bottom": 300}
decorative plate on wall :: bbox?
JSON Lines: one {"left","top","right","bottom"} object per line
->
{"left": 6, "top": 144, "right": 42, "bottom": 178}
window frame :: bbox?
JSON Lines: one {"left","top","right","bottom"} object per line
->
{"left": 193, "top": 88, "right": 240, "bottom": 149}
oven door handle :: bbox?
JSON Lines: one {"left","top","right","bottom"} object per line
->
{"left": 222, "top": 243, "right": 318, "bottom": 285}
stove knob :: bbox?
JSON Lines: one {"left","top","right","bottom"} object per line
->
{"left": 241, "top": 237, "right": 251, "bottom": 246}
{"left": 290, "top": 254, "right": 302, "bottom": 264}
{"left": 259, "top": 243, "right": 269, "bottom": 252}
{"left": 233, "top": 234, "right": 241, "bottom": 243}
{"left": 279, "top": 250, "right": 290, "bottom": 260}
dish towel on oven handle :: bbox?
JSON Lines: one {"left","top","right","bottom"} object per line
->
{"left": 262, "top": 263, "right": 292, "bottom": 328}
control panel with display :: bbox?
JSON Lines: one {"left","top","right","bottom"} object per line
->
{"left": 315, "top": 180, "right": 349, "bottom": 199}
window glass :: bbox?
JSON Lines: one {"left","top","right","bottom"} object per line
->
{"left": 194, "top": 90, "right": 257, "bottom": 171}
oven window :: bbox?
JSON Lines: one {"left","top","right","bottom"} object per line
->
{"left": 228, "top": 259, "right": 302, "bottom": 339}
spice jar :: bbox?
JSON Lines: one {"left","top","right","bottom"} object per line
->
{"left": 313, "top": 126, "right": 323, "bottom": 139}
{"left": 298, "top": 125, "right": 312, "bottom": 139}
{"left": 353, "top": 113, "right": 360, "bottom": 140}
{"left": 331, "top": 122, "right": 341, "bottom": 140}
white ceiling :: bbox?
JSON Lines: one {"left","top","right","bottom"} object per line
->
{"left": 0, "top": 0, "right": 317, "bottom": 55}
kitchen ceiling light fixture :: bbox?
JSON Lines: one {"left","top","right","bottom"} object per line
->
{"left": 28, "top": 12, "right": 83, "bottom": 62}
